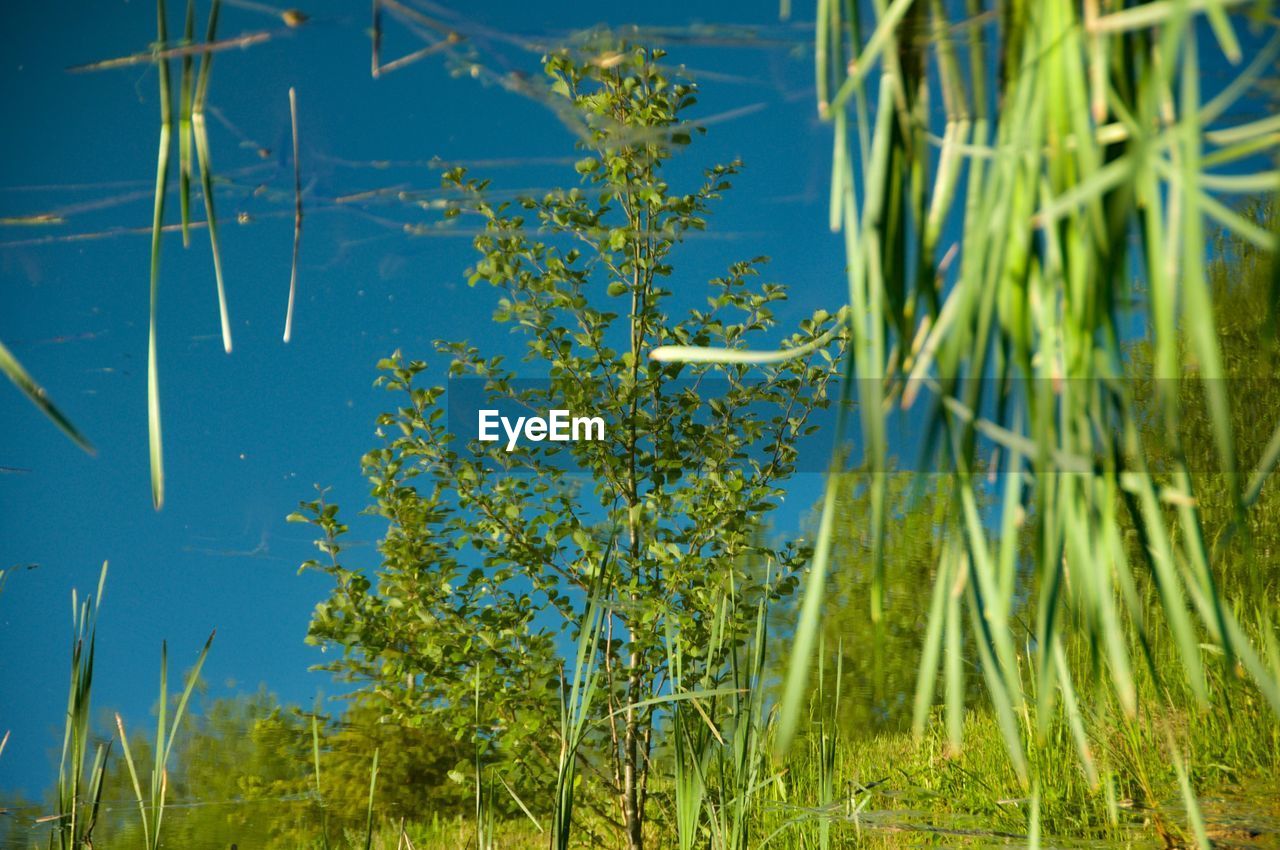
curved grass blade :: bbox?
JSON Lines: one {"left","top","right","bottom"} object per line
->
{"left": 649, "top": 310, "right": 847, "bottom": 365}
{"left": 283, "top": 86, "right": 302, "bottom": 343}
{"left": 162, "top": 629, "right": 214, "bottom": 763}
{"left": 114, "top": 713, "right": 150, "bottom": 849}
{"left": 495, "top": 773, "right": 543, "bottom": 834}
{"left": 147, "top": 0, "right": 173, "bottom": 511}
{"left": 0, "top": 339, "right": 94, "bottom": 454}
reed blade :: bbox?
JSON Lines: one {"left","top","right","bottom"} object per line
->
{"left": 284, "top": 86, "right": 302, "bottom": 343}
{"left": 177, "top": 0, "right": 195, "bottom": 246}
{"left": 193, "top": 0, "right": 231, "bottom": 353}
{"left": 0, "top": 339, "right": 94, "bottom": 454}
{"left": 148, "top": 0, "right": 172, "bottom": 511}
{"left": 364, "top": 749, "right": 379, "bottom": 850}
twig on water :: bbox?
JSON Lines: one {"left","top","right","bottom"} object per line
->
{"left": 372, "top": 0, "right": 382, "bottom": 77}
{"left": 67, "top": 29, "right": 275, "bottom": 72}
{"left": 375, "top": 38, "right": 455, "bottom": 76}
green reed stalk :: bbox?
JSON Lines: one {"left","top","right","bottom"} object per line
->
{"left": 311, "top": 713, "right": 331, "bottom": 850}
{"left": 115, "top": 630, "right": 214, "bottom": 850}
{"left": 192, "top": 0, "right": 233, "bottom": 354}
{"left": 177, "top": 0, "right": 195, "bottom": 246}
{"left": 54, "top": 562, "right": 110, "bottom": 850}
{"left": 551, "top": 578, "right": 608, "bottom": 850}
{"left": 147, "top": 0, "right": 172, "bottom": 510}
{"left": 364, "top": 748, "right": 380, "bottom": 850}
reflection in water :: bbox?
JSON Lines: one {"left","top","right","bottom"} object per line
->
{"left": 7, "top": 779, "right": 1279, "bottom": 849}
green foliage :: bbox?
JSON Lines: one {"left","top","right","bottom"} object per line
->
{"left": 662, "top": 573, "right": 774, "bottom": 850}
{"left": 818, "top": 472, "right": 963, "bottom": 735}
{"left": 293, "top": 44, "right": 840, "bottom": 849}
{"left": 797, "top": 215, "right": 1280, "bottom": 840}
{"left": 85, "top": 691, "right": 469, "bottom": 849}
{"left": 331, "top": 702, "right": 471, "bottom": 824}
{"left": 1132, "top": 201, "right": 1280, "bottom": 598}
{"left": 658, "top": 0, "right": 1280, "bottom": 783}
{"left": 53, "top": 563, "right": 111, "bottom": 850}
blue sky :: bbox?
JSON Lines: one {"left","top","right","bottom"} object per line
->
{"left": 0, "top": 0, "right": 847, "bottom": 795}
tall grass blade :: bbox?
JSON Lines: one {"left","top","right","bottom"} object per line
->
{"left": 148, "top": 0, "right": 173, "bottom": 511}
{"left": 910, "top": 537, "right": 952, "bottom": 737}
{"left": 55, "top": 562, "right": 109, "bottom": 850}
{"left": 364, "top": 748, "right": 379, "bottom": 850}
{"left": 163, "top": 629, "right": 214, "bottom": 760}
{"left": 311, "top": 713, "right": 332, "bottom": 850}
{"left": 115, "top": 713, "right": 150, "bottom": 849}
{"left": 828, "top": 0, "right": 918, "bottom": 114}
{"left": 115, "top": 629, "right": 214, "bottom": 850}
{"left": 283, "top": 86, "right": 302, "bottom": 343}
{"left": 1173, "top": 748, "right": 1210, "bottom": 850}
{"left": 1028, "top": 780, "right": 1041, "bottom": 850}
{"left": 552, "top": 548, "right": 611, "bottom": 850}
{"left": 193, "top": 0, "right": 232, "bottom": 353}
{"left": 775, "top": 472, "right": 838, "bottom": 753}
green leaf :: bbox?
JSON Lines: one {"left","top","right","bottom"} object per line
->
{"left": 0, "top": 339, "right": 94, "bottom": 455}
